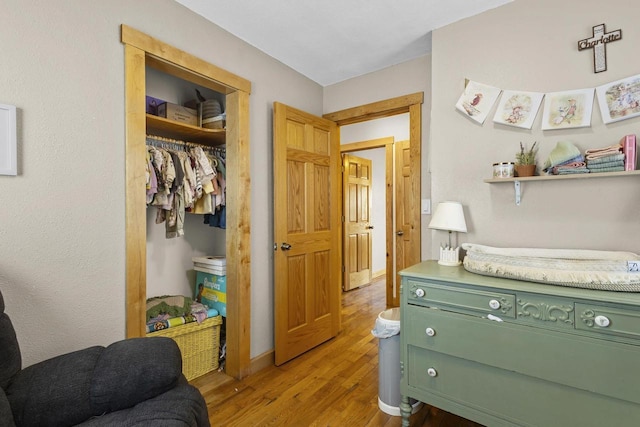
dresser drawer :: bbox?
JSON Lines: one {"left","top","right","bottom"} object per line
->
{"left": 406, "top": 279, "right": 516, "bottom": 318}
{"left": 576, "top": 303, "right": 640, "bottom": 340}
{"left": 404, "top": 304, "right": 640, "bottom": 405}
{"left": 406, "top": 346, "right": 640, "bottom": 427}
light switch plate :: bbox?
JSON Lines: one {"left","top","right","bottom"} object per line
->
{"left": 421, "top": 199, "right": 431, "bottom": 215}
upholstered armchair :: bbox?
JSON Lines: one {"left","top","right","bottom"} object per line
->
{"left": 0, "top": 289, "right": 210, "bottom": 427}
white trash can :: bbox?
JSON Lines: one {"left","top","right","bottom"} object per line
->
{"left": 372, "top": 308, "right": 422, "bottom": 416}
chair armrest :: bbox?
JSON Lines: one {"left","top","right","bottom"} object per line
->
{"left": 90, "top": 337, "right": 182, "bottom": 413}
{"left": 6, "top": 337, "right": 182, "bottom": 427}
{"left": 7, "top": 346, "right": 104, "bottom": 426}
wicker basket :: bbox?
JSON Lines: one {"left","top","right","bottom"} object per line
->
{"left": 147, "top": 315, "right": 222, "bottom": 380}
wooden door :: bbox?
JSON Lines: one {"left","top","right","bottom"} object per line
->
{"left": 342, "top": 154, "right": 373, "bottom": 291}
{"left": 273, "top": 102, "right": 341, "bottom": 366}
{"left": 394, "top": 140, "right": 415, "bottom": 307}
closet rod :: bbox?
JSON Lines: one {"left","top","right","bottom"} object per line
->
{"left": 146, "top": 134, "right": 226, "bottom": 155}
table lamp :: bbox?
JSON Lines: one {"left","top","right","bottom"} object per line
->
{"left": 428, "top": 201, "right": 467, "bottom": 266}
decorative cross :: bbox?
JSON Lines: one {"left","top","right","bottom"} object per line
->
{"left": 578, "top": 23, "right": 622, "bottom": 73}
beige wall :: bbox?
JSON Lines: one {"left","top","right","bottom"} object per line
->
{"left": 0, "top": 0, "right": 322, "bottom": 366}
{"left": 431, "top": 0, "right": 640, "bottom": 255}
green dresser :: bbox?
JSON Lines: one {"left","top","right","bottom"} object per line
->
{"left": 399, "top": 261, "right": 640, "bottom": 427}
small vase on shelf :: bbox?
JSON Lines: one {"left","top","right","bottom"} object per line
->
{"left": 515, "top": 164, "right": 536, "bottom": 177}
{"left": 515, "top": 141, "right": 538, "bottom": 177}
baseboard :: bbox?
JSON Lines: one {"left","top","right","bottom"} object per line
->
{"left": 250, "top": 349, "right": 275, "bottom": 374}
{"left": 372, "top": 269, "right": 386, "bottom": 279}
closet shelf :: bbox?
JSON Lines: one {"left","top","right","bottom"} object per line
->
{"left": 146, "top": 114, "right": 225, "bottom": 146}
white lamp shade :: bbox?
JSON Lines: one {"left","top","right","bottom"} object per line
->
{"left": 428, "top": 201, "right": 467, "bottom": 233}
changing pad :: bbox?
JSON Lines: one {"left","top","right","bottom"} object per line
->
{"left": 462, "top": 243, "right": 640, "bottom": 292}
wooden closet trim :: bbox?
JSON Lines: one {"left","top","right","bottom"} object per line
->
{"left": 121, "top": 25, "right": 251, "bottom": 94}
{"left": 121, "top": 25, "right": 252, "bottom": 379}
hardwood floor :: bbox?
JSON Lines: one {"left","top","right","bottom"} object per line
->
{"left": 191, "top": 277, "right": 484, "bottom": 426}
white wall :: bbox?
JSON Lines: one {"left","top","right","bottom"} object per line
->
{"left": 430, "top": 0, "right": 640, "bottom": 255}
{"left": 0, "top": 0, "right": 322, "bottom": 366}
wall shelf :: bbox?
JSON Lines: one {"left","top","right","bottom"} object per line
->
{"left": 484, "top": 170, "right": 640, "bottom": 205}
{"left": 146, "top": 114, "right": 225, "bottom": 146}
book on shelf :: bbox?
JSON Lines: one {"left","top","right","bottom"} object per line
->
{"left": 621, "top": 134, "right": 637, "bottom": 171}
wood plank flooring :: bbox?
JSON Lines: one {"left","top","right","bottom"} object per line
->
{"left": 191, "top": 278, "right": 484, "bottom": 426}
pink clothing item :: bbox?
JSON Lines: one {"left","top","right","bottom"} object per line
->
{"left": 585, "top": 144, "right": 622, "bottom": 160}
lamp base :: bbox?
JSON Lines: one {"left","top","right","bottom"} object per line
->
{"left": 438, "top": 246, "right": 461, "bottom": 267}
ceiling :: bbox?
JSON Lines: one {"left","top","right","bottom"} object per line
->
{"left": 175, "top": 0, "right": 512, "bottom": 86}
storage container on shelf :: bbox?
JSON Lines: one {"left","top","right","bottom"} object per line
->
{"left": 193, "top": 256, "right": 227, "bottom": 317}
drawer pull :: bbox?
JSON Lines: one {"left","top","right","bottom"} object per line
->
{"left": 425, "top": 327, "right": 436, "bottom": 337}
{"left": 415, "top": 288, "right": 425, "bottom": 298}
{"left": 427, "top": 368, "right": 438, "bottom": 377}
{"left": 489, "top": 299, "right": 501, "bottom": 310}
{"left": 595, "top": 315, "right": 611, "bottom": 327}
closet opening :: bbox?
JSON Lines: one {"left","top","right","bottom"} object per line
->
{"left": 122, "top": 25, "right": 252, "bottom": 379}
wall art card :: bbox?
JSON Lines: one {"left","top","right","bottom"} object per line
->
{"left": 541, "top": 88, "right": 594, "bottom": 130}
{"left": 455, "top": 80, "right": 501, "bottom": 124}
{"left": 492, "top": 90, "right": 544, "bottom": 129}
{"left": 596, "top": 74, "right": 640, "bottom": 124}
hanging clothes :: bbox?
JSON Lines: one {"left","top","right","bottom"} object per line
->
{"left": 145, "top": 135, "right": 226, "bottom": 238}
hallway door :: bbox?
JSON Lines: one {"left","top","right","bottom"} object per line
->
{"left": 342, "top": 154, "right": 373, "bottom": 291}
{"left": 394, "top": 139, "right": 417, "bottom": 307}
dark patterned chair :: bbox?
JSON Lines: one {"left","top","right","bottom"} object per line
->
{"left": 0, "top": 289, "right": 210, "bottom": 427}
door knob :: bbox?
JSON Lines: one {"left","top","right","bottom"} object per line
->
{"left": 396, "top": 230, "right": 404, "bottom": 236}
{"left": 280, "top": 243, "right": 292, "bottom": 251}
{"left": 366, "top": 225, "right": 374, "bottom": 229}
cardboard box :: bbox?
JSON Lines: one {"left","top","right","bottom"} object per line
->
{"left": 157, "top": 102, "right": 198, "bottom": 126}
{"left": 195, "top": 269, "right": 227, "bottom": 317}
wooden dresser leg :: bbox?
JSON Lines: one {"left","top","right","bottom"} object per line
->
{"left": 400, "top": 395, "right": 411, "bottom": 426}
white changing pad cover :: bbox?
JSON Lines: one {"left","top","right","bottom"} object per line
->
{"left": 462, "top": 243, "right": 640, "bottom": 292}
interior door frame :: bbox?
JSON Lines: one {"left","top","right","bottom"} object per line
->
{"left": 340, "top": 137, "right": 394, "bottom": 301}
{"left": 121, "top": 25, "right": 252, "bottom": 379}
{"left": 326, "top": 93, "right": 423, "bottom": 306}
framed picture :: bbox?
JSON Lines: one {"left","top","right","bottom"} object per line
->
{"left": 0, "top": 103, "right": 17, "bottom": 176}
{"left": 455, "top": 80, "right": 501, "bottom": 125}
{"left": 541, "top": 88, "right": 594, "bottom": 130}
{"left": 596, "top": 74, "right": 640, "bottom": 124}
{"left": 493, "top": 90, "right": 544, "bottom": 129}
